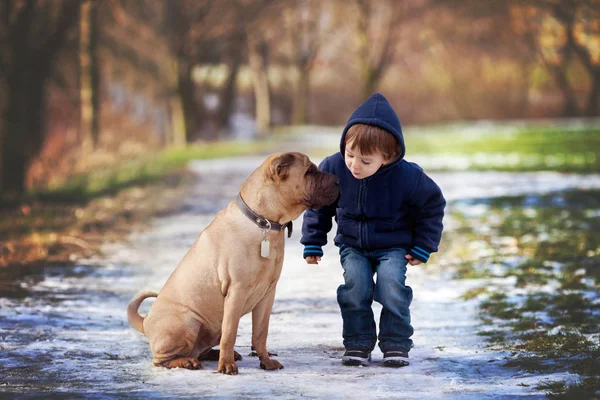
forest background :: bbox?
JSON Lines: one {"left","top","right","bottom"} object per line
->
{"left": 1, "top": 0, "right": 599, "bottom": 200}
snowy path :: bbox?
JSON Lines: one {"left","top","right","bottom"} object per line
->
{"left": 2, "top": 155, "right": 600, "bottom": 399}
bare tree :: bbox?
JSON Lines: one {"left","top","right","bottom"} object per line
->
{"left": 354, "top": 0, "right": 405, "bottom": 98}
{"left": 163, "top": 0, "right": 213, "bottom": 143}
{"left": 560, "top": 1, "right": 600, "bottom": 115}
{"left": 438, "top": 0, "right": 600, "bottom": 117}
{"left": 285, "top": 0, "right": 332, "bottom": 125}
{"left": 242, "top": 0, "right": 281, "bottom": 137}
{"left": 0, "top": 0, "right": 81, "bottom": 199}
{"left": 247, "top": 29, "right": 271, "bottom": 136}
{"left": 215, "top": 1, "right": 246, "bottom": 135}
{"left": 80, "top": 0, "right": 100, "bottom": 152}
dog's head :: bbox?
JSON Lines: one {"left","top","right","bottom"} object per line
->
{"left": 266, "top": 152, "right": 339, "bottom": 211}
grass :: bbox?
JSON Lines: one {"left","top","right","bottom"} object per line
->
{"left": 0, "top": 139, "right": 278, "bottom": 269}
{"left": 444, "top": 187, "right": 600, "bottom": 397}
{"left": 405, "top": 125, "right": 600, "bottom": 156}
{"left": 537, "top": 377, "right": 600, "bottom": 399}
{"left": 37, "top": 140, "right": 276, "bottom": 202}
{"left": 301, "top": 123, "right": 600, "bottom": 172}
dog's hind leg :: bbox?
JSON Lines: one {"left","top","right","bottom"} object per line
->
{"left": 147, "top": 315, "right": 204, "bottom": 370}
{"left": 151, "top": 338, "right": 203, "bottom": 370}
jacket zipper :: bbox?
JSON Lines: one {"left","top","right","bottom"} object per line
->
{"left": 359, "top": 179, "right": 368, "bottom": 248}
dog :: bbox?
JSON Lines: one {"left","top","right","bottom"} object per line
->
{"left": 127, "top": 152, "right": 339, "bottom": 375}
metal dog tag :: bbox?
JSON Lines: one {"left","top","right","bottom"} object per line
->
{"left": 261, "top": 239, "right": 270, "bottom": 258}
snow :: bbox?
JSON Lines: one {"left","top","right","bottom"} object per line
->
{"left": 2, "top": 156, "right": 600, "bottom": 399}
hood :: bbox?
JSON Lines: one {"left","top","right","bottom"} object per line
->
{"left": 340, "top": 93, "right": 405, "bottom": 163}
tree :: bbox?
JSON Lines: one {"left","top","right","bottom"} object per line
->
{"left": 284, "top": 0, "right": 330, "bottom": 125}
{"left": 163, "top": 0, "right": 212, "bottom": 143}
{"left": 0, "top": 0, "right": 81, "bottom": 199}
{"left": 80, "top": 0, "right": 101, "bottom": 152}
{"left": 562, "top": 1, "right": 600, "bottom": 115}
{"left": 215, "top": 2, "right": 246, "bottom": 135}
{"left": 437, "top": 0, "right": 600, "bottom": 117}
{"left": 354, "top": 0, "right": 404, "bottom": 98}
{"left": 242, "top": 0, "right": 281, "bottom": 137}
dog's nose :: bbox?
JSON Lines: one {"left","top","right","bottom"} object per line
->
{"left": 334, "top": 178, "right": 340, "bottom": 186}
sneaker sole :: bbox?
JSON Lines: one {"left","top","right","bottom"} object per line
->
{"left": 342, "top": 355, "right": 371, "bottom": 366}
{"left": 382, "top": 357, "right": 409, "bottom": 368}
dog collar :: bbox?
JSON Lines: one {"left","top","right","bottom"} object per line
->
{"left": 236, "top": 193, "right": 293, "bottom": 238}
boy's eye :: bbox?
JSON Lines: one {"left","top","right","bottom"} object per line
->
{"left": 347, "top": 154, "right": 354, "bottom": 158}
{"left": 362, "top": 161, "right": 371, "bottom": 165}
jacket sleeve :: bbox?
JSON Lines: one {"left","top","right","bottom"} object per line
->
{"left": 408, "top": 172, "right": 446, "bottom": 263}
{"left": 300, "top": 157, "right": 338, "bottom": 258}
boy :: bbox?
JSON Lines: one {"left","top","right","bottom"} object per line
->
{"left": 301, "top": 93, "right": 445, "bottom": 368}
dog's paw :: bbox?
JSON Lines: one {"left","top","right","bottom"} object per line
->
{"left": 162, "top": 357, "right": 203, "bottom": 370}
{"left": 260, "top": 359, "right": 284, "bottom": 371}
{"left": 217, "top": 361, "right": 238, "bottom": 375}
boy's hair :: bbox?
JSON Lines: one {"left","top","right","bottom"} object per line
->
{"left": 345, "top": 124, "right": 399, "bottom": 162}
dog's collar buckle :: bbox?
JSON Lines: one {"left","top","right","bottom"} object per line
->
{"left": 236, "top": 194, "right": 293, "bottom": 238}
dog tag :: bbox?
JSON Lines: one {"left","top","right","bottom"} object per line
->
{"left": 261, "top": 238, "right": 270, "bottom": 258}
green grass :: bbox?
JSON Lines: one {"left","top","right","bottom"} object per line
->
{"left": 444, "top": 187, "right": 600, "bottom": 394}
{"left": 36, "top": 141, "right": 275, "bottom": 202}
{"left": 536, "top": 377, "right": 600, "bottom": 399}
{"left": 405, "top": 125, "right": 600, "bottom": 155}
{"left": 405, "top": 125, "right": 600, "bottom": 172}
{"left": 300, "top": 123, "right": 600, "bottom": 172}
{"left": 547, "top": 377, "right": 600, "bottom": 399}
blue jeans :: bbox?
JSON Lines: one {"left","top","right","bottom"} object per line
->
{"left": 337, "top": 246, "right": 413, "bottom": 352}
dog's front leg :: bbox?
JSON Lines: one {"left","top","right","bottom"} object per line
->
{"left": 218, "top": 287, "right": 246, "bottom": 375}
{"left": 252, "top": 288, "right": 283, "bottom": 371}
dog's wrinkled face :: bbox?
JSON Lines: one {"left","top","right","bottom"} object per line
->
{"left": 268, "top": 152, "right": 339, "bottom": 209}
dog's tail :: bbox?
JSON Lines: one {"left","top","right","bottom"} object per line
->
{"left": 127, "top": 290, "right": 158, "bottom": 334}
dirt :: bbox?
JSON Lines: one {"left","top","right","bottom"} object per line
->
{"left": 0, "top": 170, "right": 195, "bottom": 296}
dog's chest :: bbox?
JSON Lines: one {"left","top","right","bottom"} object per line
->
{"left": 242, "top": 258, "right": 282, "bottom": 311}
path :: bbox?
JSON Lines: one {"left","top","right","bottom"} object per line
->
{"left": 3, "top": 145, "right": 600, "bottom": 399}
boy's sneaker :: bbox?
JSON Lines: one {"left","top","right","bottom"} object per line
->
{"left": 342, "top": 347, "right": 371, "bottom": 366}
{"left": 382, "top": 348, "right": 409, "bottom": 368}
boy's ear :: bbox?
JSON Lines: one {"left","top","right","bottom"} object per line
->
{"left": 269, "top": 153, "right": 296, "bottom": 182}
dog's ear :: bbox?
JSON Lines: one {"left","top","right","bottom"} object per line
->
{"left": 269, "top": 153, "right": 296, "bottom": 182}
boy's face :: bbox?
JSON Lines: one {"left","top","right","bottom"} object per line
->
{"left": 344, "top": 143, "right": 387, "bottom": 179}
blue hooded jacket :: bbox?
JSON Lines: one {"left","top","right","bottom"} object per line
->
{"left": 301, "top": 93, "right": 445, "bottom": 263}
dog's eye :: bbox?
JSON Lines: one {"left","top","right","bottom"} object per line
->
{"left": 306, "top": 169, "right": 315, "bottom": 175}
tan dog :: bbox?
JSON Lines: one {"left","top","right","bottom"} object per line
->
{"left": 127, "top": 152, "right": 339, "bottom": 375}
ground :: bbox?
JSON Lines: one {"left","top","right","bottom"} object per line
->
{"left": 1, "top": 140, "right": 599, "bottom": 399}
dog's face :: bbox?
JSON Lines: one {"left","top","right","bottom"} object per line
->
{"left": 268, "top": 152, "right": 339, "bottom": 210}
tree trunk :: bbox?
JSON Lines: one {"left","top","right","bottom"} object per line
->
{"left": 216, "top": 31, "right": 244, "bottom": 135}
{"left": 0, "top": 78, "right": 6, "bottom": 192}
{"left": 292, "top": 64, "right": 310, "bottom": 125}
{"left": 585, "top": 70, "right": 600, "bottom": 117}
{"left": 177, "top": 58, "right": 198, "bottom": 143}
{"left": 518, "top": 61, "right": 530, "bottom": 116}
{"left": 248, "top": 34, "right": 270, "bottom": 137}
{"left": 549, "top": 64, "right": 579, "bottom": 117}
{"left": 363, "top": 67, "right": 379, "bottom": 99}
{"left": 80, "top": 0, "right": 100, "bottom": 152}
{"left": 166, "top": 58, "right": 186, "bottom": 148}
{"left": 1, "top": 67, "right": 47, "bottom": 199}
{"left": 1, "top": 79, "right": 27, "bottom": 198}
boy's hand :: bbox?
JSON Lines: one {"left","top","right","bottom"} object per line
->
{"left": 405, "top": 254, "right": 423, "bottom": 266}
{"left": 306, "top": 256, "right": 321, "bottom": 264}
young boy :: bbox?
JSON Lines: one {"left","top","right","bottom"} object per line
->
{"left": 301, "top": 93, "right": 445, "bottom": 368}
